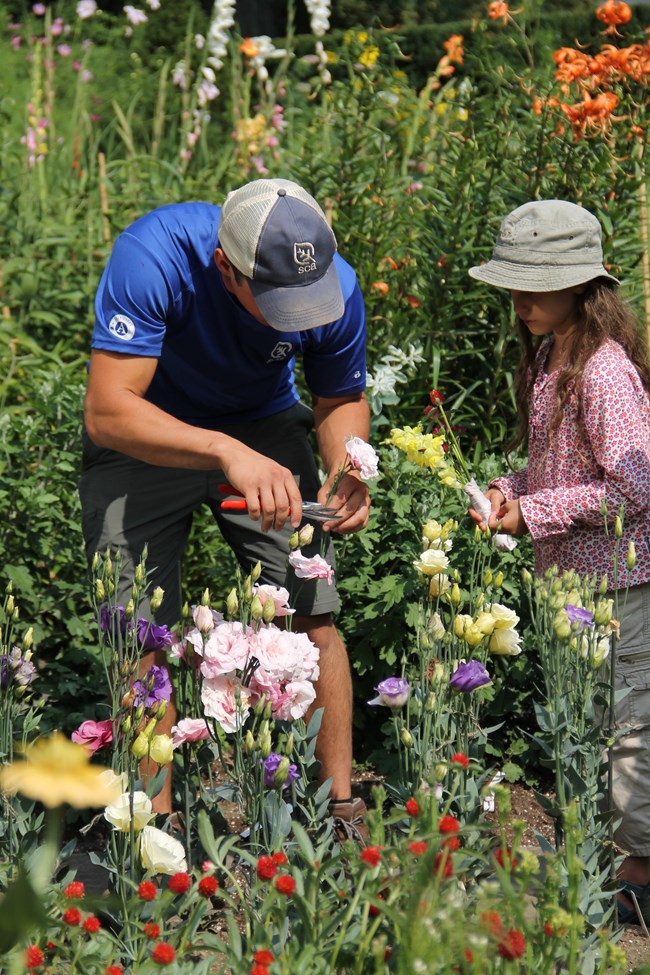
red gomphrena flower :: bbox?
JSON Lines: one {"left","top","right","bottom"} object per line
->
{"left": 498, "top": 929, "right": 526, "bottom": 960}
{"left": 63, "top": 881, "right": 85, "bottom": 899}
{"left": 25, "top": 945, "right": 45, "bottom": 968}
{"left": 434, "top": 851, "right": 454, "bottom": 878}
{"left": 360, "top": 845, "right": 382, "bottom": 868}
{"left": 408, "top": 840, "right": 428, "bottom": 856}
{"left": 249, "top": 966, "right": 270, "bottom": 975}
{"left": 198, "top": 875, "right": 219, "bottom": 898}
{"left": 167, "top": 872, "right": 192, "bottom": 895}
{"left": 254, "top": 949, "right": 274, "bottom": 965}
{"left": 144, "top": 922, "right": 161, "bottom": 940}
{"left": 82, "top": 915, "right": 101, "bottom": 933}
{"left": 438, "top": 814, "right": 460, "bottom": 835}
{"left": 480, "top": 910, "right": 503, "bottom": 936}
{"left": 429, "top": 389, "right": 444, "bottom": 406}
{"left": 450, "top": 752, "right": 470, "bottom": 768}
{"left": 275, "top": 874, "right": 296, "bottom": 896}
{"left": 495, "top": 847, "right": 519, "bottom": 870}
{"left": 105, "top": 967, "right": 124, "bottom": 975}
{"left": 464, "top": 948, "right": 474, "bottom": 964}
{"left": 405, "top": 798, "right": 419, "bottom": 817}
{"left": 256, "top": 855, "right": 277, "bottom": 881}
{"left": 544, "top": 921, "right": 555, "bottom": 937}
{"left": 151, "top": 942, "right": 176, "bottom": 965}
{"left": 442, "top": 835, "right": 461, "bottom": 852}
{"left": 137, "top": 881, "right": 158, "bottom": 902}
{"left": 369, "top": 893, "right": 384, "bottom": 917}
{"left": 62, "top": 907, "right": 81, "bottom": 926}
{"left": 271, "top": 851, "right": 288, "bottom": 866}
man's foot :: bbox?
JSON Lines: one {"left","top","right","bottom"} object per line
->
{"left": 328, "top": 797, "right": 369, "bottom": 845}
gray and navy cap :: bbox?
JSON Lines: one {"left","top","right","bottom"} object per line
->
{"left": 218, "top": 177, "right": 345, "bottom": 332}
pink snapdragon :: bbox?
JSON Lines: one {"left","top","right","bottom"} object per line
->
{"left": 71, "top": 718, "right": 113, "bottom": 753}
{"left": 171, "top": 717, "right": 211, "bottom": 748}
{"left": 288, "top": 550, "right": 335, "bottom": 585}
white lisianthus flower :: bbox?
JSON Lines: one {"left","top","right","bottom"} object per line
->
{"left": 473, "top": 611, "right": 498, "bottom": 636}
{"left": 488, "top": 603, "right": 520, "bottom": 629}
{"left": 429, "top": 575, "right": 450, "bottom": 597}
{"left": 414, "top": 548, "right": 450, "bottom": 576}
{"left": 98, "top": 768, "right": 128, "bottom": 793}
{"left": 104, "top": 791, "right": 154, "bottom": 832}
{"left": 149, "top": 734, "right": 174, "bottom": 766}
{"left": 139, "top": 825, "right": 187, "bottom": 874}
{"left": 430, "top": 612, "right": 446, "bottom": 641}
{"left": 488, "top": 627, "right": 522, "bottom": 656}
{"left": 345, "top": 436, "right": 380, "bottom": 480}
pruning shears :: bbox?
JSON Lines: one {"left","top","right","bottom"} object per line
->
{"left": 217, "top": 484, "right": 341, "bottom": 523}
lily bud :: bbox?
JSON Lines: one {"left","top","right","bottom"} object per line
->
{"left": 105, "top": 554, "right": 113, "bottom": 576}
{"left": 150, "top": 587, "right": 164, "bottom": 612}
{"left": 12, "top": 607, "right": 19, "bottom": 622}
{"left": 92, "top": 552, "right": 100, "bottom": 572}
{"left": 615, "top": 515, "right": 623, "bottom": 538}
{"left": 23, "top": 627, "right": 33, "bottom": 651}
{"left": 125, "top": 599, "right": 135, "bottom": 620}
{"left": 156, "top": 699, "right": 167, "bottom": 719}
{"left": 245, "top": 731, "right": 255, "bottom": 755}
{"left": 6, "top": 595, "right": 14, "bottom": 615}
{"left": 182, "top": 601, "right": 190, "bottom": 619}
{"left": 288, "top": 531, "right": 300, "bottom": 550}
{"left": 226, "top": 588, "right": 239, "bottom": 617}
{"left": 450, "top": 583, "right": 461, "bottom": 606}
{"left": 262, "top": 599, "right": 276, "bottom": 623}
{"left": 494, "top": 571, "right": 504, "bottom": 589}
{"left": 95, "top": 579, "right": 105, "bottom": 601}
{"left": 134, "top": 562, "right": 145, "bottom": 584}
{"left": 251, "top": 561, "right": 262, "bottom": 583}
{"left": 243, "top": 576, "right": 252, "bottom": 600}
{"left": 598, "top": 574, "right": 608, "bottom": 595}
{"left": 201, "top": 588, "right": 211, "bottom": 606}
{"left": 627, "top": 541, "right": 636, "bottom": 571}
{"left": 521, "top": 567, "right": 533, "bottom": 587}
{"left": 259, "top": 731, "right": 272, "bottom": 759}
{"left": 483, "top": 569, "right": 492, "bottom": 587}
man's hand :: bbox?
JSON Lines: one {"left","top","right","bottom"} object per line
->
{"left": 221, "top": 444, "right": 304, "bottom": 534}
{"left": 318, "top": 472, "right": 370, "bottom": 534}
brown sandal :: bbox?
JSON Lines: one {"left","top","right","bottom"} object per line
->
{"left": 328, "top": 797, "right": 369, "bottom": 845}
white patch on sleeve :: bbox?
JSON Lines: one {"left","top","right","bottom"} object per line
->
{"left": 108, "top": 314, "right": 136, "bottom": 341}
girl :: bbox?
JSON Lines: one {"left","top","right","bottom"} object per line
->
{"left": 468, "top": 199, "right": 650, "bottom": 925}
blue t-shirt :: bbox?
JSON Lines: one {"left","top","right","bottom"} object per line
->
{"left": 92, "top": 202, "right": 366, "bottom": 426}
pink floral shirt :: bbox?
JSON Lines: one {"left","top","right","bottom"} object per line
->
{"left": 491, "top": 338, "right": 650, "bottom": 589}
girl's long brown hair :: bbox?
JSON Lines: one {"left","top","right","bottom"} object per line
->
{"left": 508, "top": 280, "right": 650, "bottom": 457}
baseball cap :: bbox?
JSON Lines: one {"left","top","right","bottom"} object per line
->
{"left": 218, "top": 178, "right": 345, "bottom": 331}
{"left": 468, "top": 199, "right": 619, "bottom": 292}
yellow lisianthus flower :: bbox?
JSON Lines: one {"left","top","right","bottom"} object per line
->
{"left": 0, "top": 733, "right": 121, "bottom": 809}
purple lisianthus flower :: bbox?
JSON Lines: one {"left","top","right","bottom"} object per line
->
{"left": 137, "top": 617, "right": 173, "bottom": 651}
{"left": 450, "top": 659, "right": 492, "bottom": 693}
{"left": 566, "top": 604, "right": 594, "bottom": 632}
{"left": 133, "top": 664, "right": 172, "bottom": 708}
{"left": 368, "top": 677, "right": 410, "bottom": 709}
{"left": 1, "top": 648, "right": 36, "bottom": 689}
{"left": 99, "top": 604, "right": 127, "bottom": 635}
{"left": 263, "top": 751, "right": 299, "bottom": 789}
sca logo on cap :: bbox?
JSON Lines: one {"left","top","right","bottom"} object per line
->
{"left": 294, "top": 242, "right": 317, "bottom": 275}
{"left": 108, "top": 314, "right": 136, "bottom": 341}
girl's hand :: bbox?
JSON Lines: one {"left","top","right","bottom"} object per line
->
{"left": 495, "top": 499, "right": 529, "bottom": 537}
{"left": 468, "top": 488, "right": 505, "bottom": 531}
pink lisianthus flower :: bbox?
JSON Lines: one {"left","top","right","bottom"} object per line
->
{"left": 201, "top": 674, "right": 251, "bottom": 733}
{"left": 200, "top": 621, "right": 254, "bottom": 678}
{"left": 249, "top": 626, "right": 319, "bottom": 682}
{"left": 344, "top": 436, "right": 379, "bottom": 481}
{"left": 171, "top": 717, "right": 211, "bottom": 748}
{"left": 250, "top": 671, "right": 316, "bottom": 721}
{"left": 123, "top": 5, "right": 147, "bottom": 26}
{"left": 288, "top": 550, "right": 335, "bottom": 585}
{"left": 71, "top": 718, "right": 113, "bottom": 753}
{"left": 252, "top": 584, "right": 295, "bottom": 618}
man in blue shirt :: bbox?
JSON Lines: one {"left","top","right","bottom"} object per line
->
{"left": 80, "top": 178, "right": 370, "bottom": 830}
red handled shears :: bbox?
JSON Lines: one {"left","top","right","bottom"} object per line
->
{"left": 217, "top": 484, "right": 341, "bottom": 523}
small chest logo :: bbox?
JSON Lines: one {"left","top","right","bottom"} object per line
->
{"left": 294, "top": 242, "right": 317, "bottom": 275}
{"left": 108, "top": 314, "right": 136, "bottom": 341}
{"left": 268, "top": 341, "right": 293, "bottom": 362}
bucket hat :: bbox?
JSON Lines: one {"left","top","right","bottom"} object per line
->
{"left": 468, "top": 200, "right": 618, "bottom": 292}
{"left": 218, "top": 178, "right": 344, "bottom": 332}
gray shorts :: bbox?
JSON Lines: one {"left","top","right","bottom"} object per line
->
{"left": 607, "top": 581, "right": 650, "bottom": 855}
{"left": 78, "top": 402, "right": 340, "bottom": 627}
